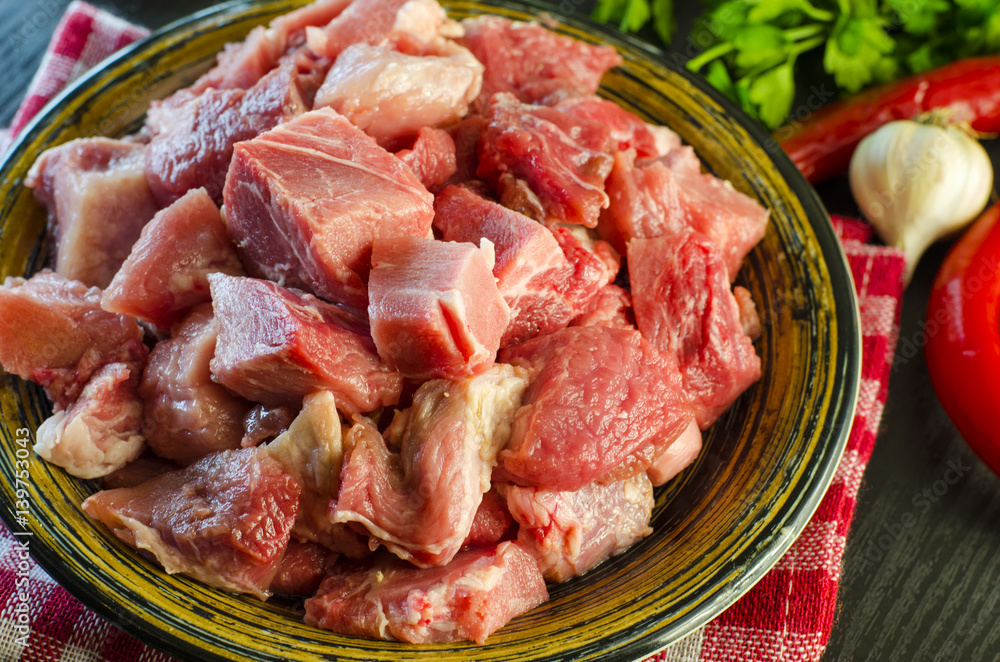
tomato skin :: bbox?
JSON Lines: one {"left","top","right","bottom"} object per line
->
{"left": 925, "top": 202, "right": 1000, "bottom": 477}
{"left": 778, "top": 57, "right": 1000, "bottom": 184}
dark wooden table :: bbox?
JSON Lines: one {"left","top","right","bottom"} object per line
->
{"left": 3, "top": 1, "right": 1000, "bottom": 661}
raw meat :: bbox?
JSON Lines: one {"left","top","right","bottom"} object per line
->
{"left": 478, "top": 93, "right": 614, "bottom": 228}
{"left": 658, "top": 146, "right": 769, "bottom": 279}
{"left": 447, "top": 114, "right": 485, "bottom": 183}
{"left": 498, "top": 326, "right": 693, "bottom": 491}
{"left": 734, "top": 285, "right": 762, "bottom": 340}
{"left": 628, "top": 232, "right": 762, "bottom": 429}
{"left": 101, "top": 187, "right": 245, "bottom": 329}
{"left": 459, "top": 16, "right": 622, "bottom": 108}
{"left": 464, "top": 488, "right": 515, "bottom": 547}
{"left": 500, "top": 472, "right": 653, "bottom": 581}
{"left": 269, "top": 539, "right": 339, "bottom": 596}
{"left": 570, "top": 284, "right": 634, "bottom": 329}
{"left": 35, "top": 362, "right": 144, "bottom": 479}
{"left": 305, "top": 0, "right": 455, "bottom": 60}
{"left": 394, "top": 126, "right": 457, "bottom": 191}
{"left": 242, "top": 404, "right": 296, "bottom": 447}
{"left": 139, "top": 304, "right": 252, "bottom": 465}
{"left": 81, "top": 447, "right": 301, "bottom": 600}
{"left": 223, "top": 107, "right": 434, "bottom": 311}
{"left": 647, "top": 420, "right": 702, "bottom": 486}
{"left": 549, "top": 225, "right": 620, "bottom": 313}
{"left": 101, "top": 455, "right": 180, "bottom": 490}
{"left": 367, "top": 237, "right": 510, "bottom": 380}
{"left": 209, "top": 274, "right": 403, "bottom": 413}
{"left": 266, "top": 391, "right": 372, "bottom": 558}
{"left": 304, "top": 541, "right": 548, "bottom": 644}
{"left": 556, "top": 96, "right": 668, "bottom": 158}
{"left": 0, "top": 270, "right": 146, "bottom": 409}
{"left": 145, "top": 58, "right": 315, "bottom": 206}
{"left": 26, "top": 138, "right": 158, "bottom": 289}
{"left": 314, "top": 42, "right": 482, "bottom": 147}
{"left": 333, "top": 364, "right": 529, "bottom": 567}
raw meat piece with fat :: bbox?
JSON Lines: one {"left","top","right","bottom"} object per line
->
{"left": 556, "top": 96, "right": 672, "bottom": 158}
{"left": 395, "top": 126, "right": 457, "bottom": 191}
{"left": 498, "top": 325, "right": 693, "bottom": 491}
{"left": 367, "top": 237, "right": 510, "bottom": 380}
{"left": 305, "top": 0, "right": 455, "bottom": 60}
{"left": 139, "top": 304, "right": 252, "bottom": 465}
{"left": 647, "top": 420, "right": 702, "bottom": 486}
{"left": 458, "top": 16, "right": 622, "bottom": 109}
{"left": 82, "top": 447, "right": 300, "bottom": 600}
{"left": 26, "top": 138, "right": 158, "bottom": 289}
{"left": 499, "top": 472, "right": 653, "bottom": 581}
{"left": 101, "top": 188, "right": 245, "bottom": 329}
{"left": 478, "top": 93, "right": 614, "bottom": 228}
{"left": 269, "top": 539, "right": 339, "bottom": 596}
{"left": 209, "top": 274, "right": 403, "bottom": 413}
{"left": 0, "top": 270, "right": 146, "bottom": 409}
{"left": 223, "top": 107, "right": 434, "bottom": 312}
{"left": 304, "top": 542, "right": 547, "bottom": 644}
{"left": 628, "top": 232, "right": 762, "bottom": 429}
{"left": 333, "top": 365, "right": 529, "bottom": 566}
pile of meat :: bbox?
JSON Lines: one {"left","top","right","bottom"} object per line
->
{"left": 0, "top": 0, "right": 768, "bottom": 646}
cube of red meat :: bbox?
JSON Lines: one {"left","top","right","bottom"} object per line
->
{"left": 268, "top": 540, "right": 339, "bottom": 597}
{"left": 628, "top": 232, "right": 762, "bottom": 429}
{"left": 35, "top": 362, "right": 145, "bottom": 479}
{"left": 223, "top": 107, "right": 434, "bottom": 312}
{"left": 304, "top": 542, "right": 548, "bottom": 644}
{"left": 500, "top": 472, "right": 653, "bottom": 582}
{"left": 395, "top": 127, "right": 457, "bottom": 192}
{"left": 433, "top": 184, "right": 577, "bottom": 346}
{"left": 570, "top": 284, "right": 634, "bottom": 329}
{"left": 102, "top": 188, "right": 245, "bottom": 329}
{"left": 208, "top": 274, "right": 403, "bottom": 413}
{"left": 659, "top": 146, "right": 769, "bottom": 278}
{"left": 556, "top": 96, "right": 670, "bottom": 158}
{"left": 647, "top": 419, "right": 702, "bottom": 486}
{"left": 459, "top": 16, "right": 622, "bottom": 109}
{"left": 139, "top": 304, "right": 252, "bottom": 465}
{"left": 0, "top": 270, "right": 146, "bottom": 409}
{"left": 498, "top": 326, "right": 693, "bottom": 491}
{"left": 82, "top": 447, "right": 300, "bottom": 600}
{"left": 478, "top": 93, "right": 614, "bottom": 228}
{"left": 333, "top": 365, "right": 529, "bottom": 567}
{"left": 549, "top": 225, "right": 620, "bottom": 313}
{"left": 368, "top": 237, "right": 510, "bottom": 380}
{"left": 305, "top": 0, "right": 414, "bottom": 59}
{"left": 464, "top": 488, "right": 516, "bottom": 547}
{"left": 26, "top": 138, "right": 158, "bottom": 289}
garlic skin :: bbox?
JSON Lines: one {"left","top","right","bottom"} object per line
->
{"left": 849, "top": 119, "right": 993, "bottom": 282}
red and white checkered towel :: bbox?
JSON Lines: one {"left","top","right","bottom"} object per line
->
{"left": 0, "top": 3, "right": 907, "bottom": 661}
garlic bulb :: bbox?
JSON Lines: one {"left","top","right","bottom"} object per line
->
{"left": 849, "top": 119, "right": 994, "bottom": 283}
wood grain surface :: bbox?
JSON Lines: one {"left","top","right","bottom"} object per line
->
{"left": 2, "top": 1, "right": 999, "bottom": 661}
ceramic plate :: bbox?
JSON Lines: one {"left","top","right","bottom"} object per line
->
{"left": 0, "top": 1, "right": 861, "bottom": 660}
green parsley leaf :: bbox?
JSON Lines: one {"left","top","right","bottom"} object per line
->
{"left": 619, "top": 0, "right": 651, "bottom": 32}
{"left": 823, "top": 14, "right": 894, "bottom": 91}
{"left": 885, "top": 0, "right": 951, "bottom": 35}
{"left": 747, "top": 62, "right": 796, "bottom": 128}
{"left": 733, "top": 24, "right": 790, "bottom": 68}
{"left": 652, "top": 0, "right": 677, "bottom": 44}
{"left": 705, "top": 59, "right": 737, "bottom": 101}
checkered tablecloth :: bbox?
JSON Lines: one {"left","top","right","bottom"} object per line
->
{"left": 0, "top": 3, "right": 907, "bottom": 661}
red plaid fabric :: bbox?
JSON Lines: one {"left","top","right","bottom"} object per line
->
{"left": 0, "top": 3, "right": 907, "bottom": 661}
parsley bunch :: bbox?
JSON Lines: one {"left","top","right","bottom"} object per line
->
{"left": 592, "top": 0, "right": 1000, "bottom": 129}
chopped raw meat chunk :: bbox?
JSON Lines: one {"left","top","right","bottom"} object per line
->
{"left": 647, "top": 419, "right": 702, "bottom": 486}
{"left": 223, "top": 107, "right": 434, "bottom": 311}
{"left": 266, "top": 391, "right": 371, "bottom": 558}
{"left": 395, "top": 127, "right": 457, "bottom": 191}
{"left": 459, "top": 16, "right": 622, "bottom": 109}
{"left": 0, "top": 270, "right": 146, "bottom": 409}
{"left": 478, "top": 93, "right": 614, "bottom": 228}
{"left": 270, "top": 0, "right": 353, "bottom": 44}
{"left": 81, "top": 447, "right": 301, "bottom": 600}
{"left": 101, "top": 455, "right": 180, "bottom": 490}
{"left": 368, "top": 237, "right": 510, "bottom": 380}
{"left": 734, "top": 285, "right": 762, "bottom": 340}
{"left": 570, "top": 284, "right": 634, "bottom": 329}
{"left": 447, "top": 114, "right": 485, "bottom": 183}
{"left": 628, "top": 232, "right": 762, "bottom": 428}
{"left": 209, "top": 274, "right": 403, "bottom": 413}
{"left": 242, "top": 404, "right": 296, "bottom": 447}
{"left": 26, "top": 138, "right": 158, "bottom": 289}
{"left": 333, "top": 365, "right": 529, "bottom": 566}
{"left": 306, "top": 0, "right": 441, "bottom": 59}
{"left": 549, "top": 225, "right": 620, "bottom": 313}
{"left": 35, "top": 362, "right": 145, "bottom": 479}
{"left": 500, "top": 472, "right": 653, "bottom": 581}
{"left": 139, "top": 304, "right": 251, "bottom": 465}
{"left": 314, "top": 43, "right": 482, "bottom": 148}
{"left": 433, "top": 184, "right": 576, "bottom": 346}
{"left": 464, "top": 488, "right": 515, "bottom": 547}
{"left": 498, "top": 326, "right": 693, "bottom": 491}
{"left": 556, "top": 96, "right": 666, "bottom": 158}
{"left": 101, "top": 188, "right": 245, "bottom": 329}
{"left": 304, "top": 541, "right": 547, "bottom": 644}
{"left": 187, "top": 27, "right": 282, "bottom": 95}
{"left": 269, "top": 540, "right": 339, "bottom": 596}
{"left": 597, "top": 148, "right": 688, "bottom": 255}
{"left": 145, "top": 58, "right": 314, "bottom": 206}
{"left": 658, "top": 146, "right": 769, "bottom": 278}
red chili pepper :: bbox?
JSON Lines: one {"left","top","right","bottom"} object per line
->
{"left": 777, "top": 56, "right": 1000, "bottom": 184}
{"left": 925, "top": 201, "right": 1000, "bottom": 477}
